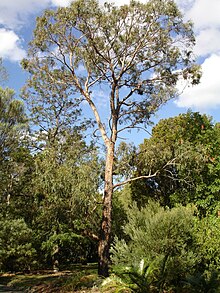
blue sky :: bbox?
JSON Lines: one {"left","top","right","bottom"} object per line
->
{"left": 0, "top": 0, "right": 220, "bottom": 145}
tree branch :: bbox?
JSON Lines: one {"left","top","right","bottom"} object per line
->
{"left": 82, "top": 230, "right": 99, "bottom": 241}
{"left": 113, "top": 158, "right": 177, "bottom": 189}
{"left": 113, "top": 171, "right": 159, "bottom": 189}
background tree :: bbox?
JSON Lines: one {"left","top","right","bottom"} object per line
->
{"left": 130, "top": 111, "right": 220, "bottom": 215}
{"left": 22, "top": 0, "right": 200, "bottom": 276}
{"left": 0, "top": 87, "right": 28, "bottom": 208}
{"left": 0, "top": 86, "right": 38, "bottom": 272}
{"left": 31, "top": 132, "right": 101, "bottom": 270}
{"left": 22, "top": 64, "right": 87, "bottom": 150}
{"left": 0, "top": 218, "right": 36, "bottom": 272}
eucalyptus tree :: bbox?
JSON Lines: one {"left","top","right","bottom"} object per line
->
{"left": 22, "top": 0, "right": 200, "bottom": 276}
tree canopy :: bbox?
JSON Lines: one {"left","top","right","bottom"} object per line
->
{"left": 130, "top": 111, "right": 220, "bottom": 215}
{"left": 22, "top": 0, "right": 200, "bottom": 139}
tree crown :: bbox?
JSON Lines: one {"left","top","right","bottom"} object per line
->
{"left": 22, "top": 0, "right": 201, "bottom": 143}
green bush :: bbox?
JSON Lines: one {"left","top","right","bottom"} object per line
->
{"left": 111, "top": 202, "right": 199, "bottom": 292}
{"left": 111, "top": 202, "right": 220, "bottom": 292}
{"left": 194, "top": 216, "right": 220, "bottom": 272}
{"left": 0, "top": 218, "right": 36, "bottom": 272}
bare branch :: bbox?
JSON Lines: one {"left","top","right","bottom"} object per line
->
{"left": 113, "top": 171, "right": 159, "bottom": 189}
{"left": 84, "top": 81, "right": 109, "bottom": 146}
{"left": 113, "top": 158, "right": 177, "bottom": 189}
{"left": 88, "top": 75, "right": 104, "bottom": 88}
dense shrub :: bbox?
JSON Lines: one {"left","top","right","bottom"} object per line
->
{"left": 111, "top": 202, "right": 220, "bottom": 292}
{"left": 0, "top": 218, "right": 36, "bottom": 272}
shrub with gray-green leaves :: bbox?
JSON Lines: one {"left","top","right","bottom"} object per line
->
{"left": 111, "top": 202, "right": 198, "bottom": 292}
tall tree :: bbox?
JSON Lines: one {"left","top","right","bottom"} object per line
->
{"left": 22, "top": 0, "right": 200, "bottom": 276}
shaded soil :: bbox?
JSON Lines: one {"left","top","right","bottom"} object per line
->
{"left": 0, "top": 265, "right": 101, "bottom": 292}
{"left": 0, "top": 284, "right": 24, "bottom": 293}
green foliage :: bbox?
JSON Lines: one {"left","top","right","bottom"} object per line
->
{"left": 131, "top": 111, "right": 220, "bottom": 215}
{"left": 30, "top": 132, "right": 101, "bottom": 267}
{"left": 111, "top": 191, "right": 128, "bottom": 240}
{"left": 0, "top": 90, "right": 102, "bottom": 270}
{"left": 0, "top": 87, "right": 27, "bottom": 157}
{"left": 111, "top": 201, "right": 220, "bottom": 292}
{"left": 194, "top": 216, "right": 220, "bottom": 272}
{"left": 111, "top": 202, "right": 198, "bottom": 292}
{"left": 0, "top": 218, "right": 36, "bottom": 272}
{"left": 101, "top": 274, "right": 132, "bottom": 292}
{"left": 41, "top": 232, "right": 94, "bottom": 266}
{"left": 186, "top": 271, "right": 220, "bottom": 293}
{"left": 0, "top": 86, "right": 32, "bottom": 220}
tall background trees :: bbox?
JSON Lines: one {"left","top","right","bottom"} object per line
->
{"left": 0, "top": 61, "right": 102, "bottom": 272}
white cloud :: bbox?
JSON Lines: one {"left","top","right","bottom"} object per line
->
{"left": 51, "top": 0, "right": 72, "bottom": 7}
{"left": 186, "top": 0, "right": 220, "bottom": 30}
{"left": 0, "top": 0, "right": 74, "bottom": 30}
{"left": 175, "top": 54, "right": 220, "bottom": 110}
{"left": 0, "top": 0, "right": 73, "bottom": 63}
{"left": 175, "top": 1, "right": 220, "bottom": 111}
{"left": 175, "top": 0, "right": 194, "bottom": 13}
{"left": 183, "top": 0, "right": 220, "bottom": 58}
{"left": 0, "top": 0, "right": 50, "bottom": 29}
{"left": 0, "top": 29, "right": 26, "bottom": 62}
{"left": 195, "top": 28, "right": 220, "bottom": 56}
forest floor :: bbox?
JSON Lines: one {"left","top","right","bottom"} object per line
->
{"left": 0, "top": 264, "right": 105, "bottom": 292}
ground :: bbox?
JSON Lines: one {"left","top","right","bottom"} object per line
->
{"left": 0, "top": 265, "right": 104, "bottom": 292}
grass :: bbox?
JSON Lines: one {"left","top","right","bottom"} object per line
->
{"left": 0, "top": 264, "right": 103, "bottom": 292}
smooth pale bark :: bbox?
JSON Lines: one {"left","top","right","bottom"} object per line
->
{"left": 98, "top": 141, "right": 115, "bottom": 277}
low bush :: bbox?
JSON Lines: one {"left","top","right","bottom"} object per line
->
{"left": 111, "top": 201, "right": 220, "bottom": 292}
